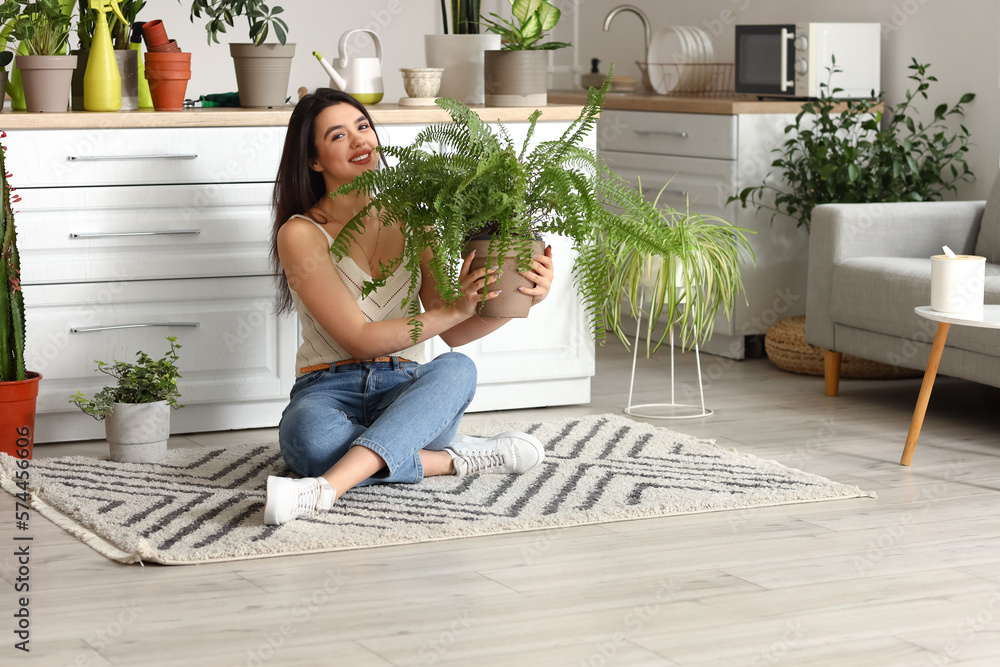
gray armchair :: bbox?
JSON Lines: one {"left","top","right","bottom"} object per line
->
{"left": 805, "top": 187, "right": 1000, "bottom": 395}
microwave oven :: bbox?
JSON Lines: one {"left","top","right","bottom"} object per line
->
{"left": 734, "top": 23, "right": 880, "bottom": 98}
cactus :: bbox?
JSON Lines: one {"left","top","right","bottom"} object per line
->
{"left": 0, "top": 130, "right": 26, "bottom": 382}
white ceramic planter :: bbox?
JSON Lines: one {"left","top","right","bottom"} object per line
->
{"left": 424, "top": 34, "right": 501, "bottom": 105}
{"left": 105, "top": 401, "right": 170, "bottom": 463}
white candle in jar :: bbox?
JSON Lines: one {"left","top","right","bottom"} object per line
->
{"left": 930, "top": 254, "right": 986, "bottom": 314}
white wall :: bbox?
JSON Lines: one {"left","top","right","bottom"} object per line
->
{"left": 550, "top": 0, "right": 1000, "bottom": 200}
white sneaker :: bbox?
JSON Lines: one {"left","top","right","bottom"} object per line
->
{"left": 446, "top": 431, "right": 545, "bottom": 477}
{"left": 264, "top": 476, "right": 336, "bottom": 525}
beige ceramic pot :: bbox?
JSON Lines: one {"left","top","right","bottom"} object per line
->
{"left": 465, "top": 237, "right": 545, "bottom": 318}
{"left": 483, "top": 50, "right": 548, "bottom": 107}
{"left": 16, "top": 54, "right": 77, "bottom": 112}
{"left": 230, "top": 43, "right": 296, "bottom": 108}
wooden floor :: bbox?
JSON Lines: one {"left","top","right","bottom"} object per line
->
{"left": 4, "top": 342, "right": 1000, "bottom": 666}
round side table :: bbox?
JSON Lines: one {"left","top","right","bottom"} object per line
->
{"left": 901, "top": 305, "right": 1000, "bottom": 465}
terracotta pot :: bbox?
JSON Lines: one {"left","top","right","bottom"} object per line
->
{"left": 145, "top": 51, "right": 191, "bottom": 64}
{"left": 142, "top": 20, "right": 169, "bottom": 49}
{"left": 16, "top": 55, "right": 77, "bottom": 112}
{"left": 105, "top": 401, "right": 170, "bottom": 463}
{"left": 145, "top": 69, "right": 190, "bottom": 110}
{"left": 229, "top": 43, "right": 296, "bottom": 108}
{"left": 0, "top": 372, "right": 42, "bottom": 459}
{"left": 465, "top": 237, "right": 545, "bottom": 318}
{"left": 148, "top": 40, "right": 180, "bottom": 54}
{"left": 483, "top": 49, "right": 548, "bottom": 107}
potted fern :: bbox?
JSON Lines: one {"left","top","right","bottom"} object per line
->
{"left": 479, "top": 0, "right": 571, "bottom": 107}
{"left": 425, "top": 0, "right": 500, "bottom": 105}
{"left": 1, "top": 131, "right": 42, "bottom": 459}
{"left": 71, "top": 336, "right": 183, "bottom": 463}
{"left": 186, "top": 0, "right": 292, "bottom": 108}
{"left": 333, "top": 74, "right": 753, "bottom": 346}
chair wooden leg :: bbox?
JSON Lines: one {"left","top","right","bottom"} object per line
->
{"left": 824, "top": 349, "right": 843, "bottom": 396}
{"left": 901, "top": 322, "right": 950, "bottom": 466}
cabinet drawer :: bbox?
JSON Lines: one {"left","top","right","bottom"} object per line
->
{"left": 17, "top": 183, "right": 273, "bottom": 284}
{"left": 599, "top": 110, "right": 736, "bottom": 160}
{"left": 23, "top": 276, "right": 296, "bottom": 413}
{"left": 601, "top": 150, "right": 737, "bottom": 220}
{"left": 5, "top": 126, "right": 286, "bottom": 187}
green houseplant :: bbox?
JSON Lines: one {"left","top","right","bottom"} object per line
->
{"left": 9, "top": 0, "right": 76, "bottom": 112}
{"left": 479, "top": 0, "right": 571, "bottom": 106}
{"left": 185, "top": 0, "right": 292, "bottom": 108}
{"left": 732, "top": 58, "right": 975, "bottom": 231}
{"left": 1, "top": 130, "right": 43, "bottom": 459}
{"left": 71, "top": 336, "right": 183, "bottom": 463}
{"left": 440, "top": 0, "right": 480, "bottom": 35}
{"left": 332, "top": 74, "right": 753, "bottom": 349}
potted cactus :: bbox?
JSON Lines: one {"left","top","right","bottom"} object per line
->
{"left": 0, "top": 131, "right": 42, "bottom": 459}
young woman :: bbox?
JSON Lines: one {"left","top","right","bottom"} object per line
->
{"left": 263, "top": 89, "right": 555, "bottom": 525}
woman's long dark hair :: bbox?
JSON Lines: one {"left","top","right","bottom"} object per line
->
{"left": 270, "top": 88, "right": 386, "bottom": 314}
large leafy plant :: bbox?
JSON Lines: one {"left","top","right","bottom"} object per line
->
{"left": 333, "top": 72, "right": 752, "bottom": 348}
{"left": 8, "top": 0, "right": 74, "bottom": 56}
{"left": 479, "top": 0, "right": 570, "bottom": 51}
{"left": 1, "top": 131, "right": 26, "bottom": 383}
{"left": 71, "top": 336, "right": 183, "bottom": 420}
{"left": 733, "top": 58, "right": 974, "bottom": 231}
{"left": 186, "top": 0, "right": 287, "bottom": 46}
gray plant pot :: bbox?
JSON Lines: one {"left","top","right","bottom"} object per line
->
{"left": 16, "top": 54, "right": 77, "bottom": 113}
{"left": 105, "top": 401, "right": 170, "bottom": 463}
{"left": 230, "top": 43, "right": 296, "bottom": 108}
{"left": 483, "top": 50, "right": 548, "bottom": 108}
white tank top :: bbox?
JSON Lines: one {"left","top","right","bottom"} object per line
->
{"left": 287, "top": 214, "right": 426, "bottom": 376}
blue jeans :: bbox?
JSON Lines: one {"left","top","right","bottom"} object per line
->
{"left": 278, "top": 352, "right": 477, "bottom": 485}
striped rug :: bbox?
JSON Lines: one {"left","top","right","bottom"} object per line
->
{"left": 0, "top": 413, "right": 873, "bottom": 565}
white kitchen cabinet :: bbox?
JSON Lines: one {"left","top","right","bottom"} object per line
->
{"left": 10, "top": 109, "right": 594, "bottom": 442}
{"left": 598, "top": 108, "right": 810, "bottom": 358}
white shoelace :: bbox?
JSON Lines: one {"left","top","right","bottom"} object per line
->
{"left": 459, "top": 448, "right": 507, "bottom": 475}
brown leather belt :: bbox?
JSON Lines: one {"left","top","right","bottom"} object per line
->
{"left": 300, "top": 357, "right": 414, "bottom": 374}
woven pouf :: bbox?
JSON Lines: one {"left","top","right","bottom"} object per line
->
{"left": 765, "top": 316, "right": 922, "bottom": 379}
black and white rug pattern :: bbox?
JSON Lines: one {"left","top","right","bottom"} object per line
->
{"left": 0, "top": 414, "right": 873, "bottom": 565}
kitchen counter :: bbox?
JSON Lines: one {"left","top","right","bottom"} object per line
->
{"left": 0, "top": 102, "right": 586, "bottom": 129}
{"left": 548, "top": 90, "right": 864, "bottom": 115}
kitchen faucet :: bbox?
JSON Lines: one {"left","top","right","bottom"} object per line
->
{"left": 603, "top": 5, "right": 651, "bottom": 63}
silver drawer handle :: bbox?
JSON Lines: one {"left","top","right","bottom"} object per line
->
{"left": 633, "top": 129, "right": 689, "bottom": 138}
{"left": 67, "top": 153, "right": 198, "bottom": 161}
{"left": 70, "top": 230, "right": 201, "bottom": 239}
{"left": 71, "top": 322, "right": 201, "bottom": 333}
{"left": 644, "top": 187, "right": 688, "bottom": 197}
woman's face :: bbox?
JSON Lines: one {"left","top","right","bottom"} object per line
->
{"left": 310, "top": 102, "right": 379, "bottom": 189}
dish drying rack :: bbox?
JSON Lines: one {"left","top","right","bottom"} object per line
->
{"left": 637, "top": 62, "right": 735, "bottom": 97}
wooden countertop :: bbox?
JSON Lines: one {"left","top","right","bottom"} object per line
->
{"left": 0, "top": 102, "right": 587, "bottom": 129}
{"left": 548, "top": 90, "right": 864, "bottom": 115}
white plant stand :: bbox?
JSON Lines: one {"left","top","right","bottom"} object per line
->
{"left": 624, "top": 295, "right": 712, "bottom": 420}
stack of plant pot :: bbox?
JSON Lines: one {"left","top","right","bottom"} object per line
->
{"left": 142, "top": 20, "right": 190, "bottom": 111}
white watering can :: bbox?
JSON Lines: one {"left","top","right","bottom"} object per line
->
{"left": 313, "top": 29, "right": 384, "bottom": 104}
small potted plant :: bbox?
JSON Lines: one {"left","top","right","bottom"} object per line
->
{"left": 186, "top": 0, "right": 292, "bottom": 108}
{"left": 479, "top": 0, "right": 572, "bottom": 107}
{"left": 9, "top": 0, "right": 76, "bottom": 112}
{"left": 1, "top": 131, "right": 42, "bottom": 459}
{"left": 71, "top": 336, "right": 183, "bottom": 464}
{"left": 332, "top": 73, "right": 753, "bottom": 345}
{"left": 425, "top": 0, "right": 500, "bottom": 105}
